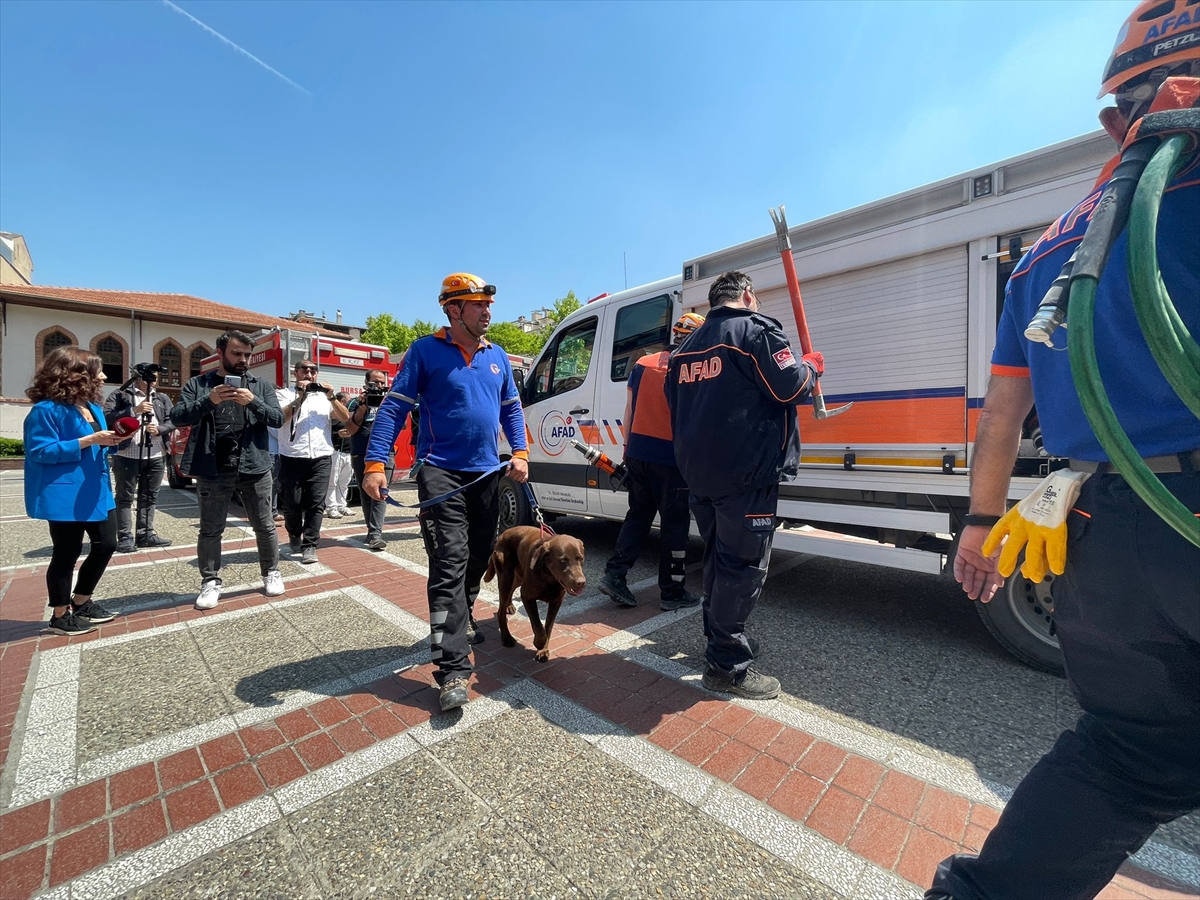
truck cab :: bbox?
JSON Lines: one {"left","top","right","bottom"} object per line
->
{"left": 497, "top": 277, "right": 681, "bottom": 529}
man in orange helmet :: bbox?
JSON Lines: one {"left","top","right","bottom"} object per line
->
{"left": 361, "top": 273, "right": 529, "bottom": 712}
{"left": 599, "top": 312, "right": 706, "bottom": 612}
{"left": 928, "top": 3, "right": 1200, "bottom": 898}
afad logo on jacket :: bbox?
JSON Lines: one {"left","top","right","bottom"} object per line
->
{"left": 677, "top": 356, "right": 723, "bottom": 383}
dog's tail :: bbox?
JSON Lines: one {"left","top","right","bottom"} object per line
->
{"left": 483, "top": 550, "right": 500, "bottom": 584}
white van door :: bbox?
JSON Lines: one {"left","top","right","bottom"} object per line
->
{"left": 596, "top": 289, "right": 678, "bottom": 519}
{"left": 521, "top": 312, "right": 602, "bottom": 515}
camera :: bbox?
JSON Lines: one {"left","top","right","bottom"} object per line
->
{"left": 305, "top": 382, "right": 327, "bottom": 393}
{"left": 364, "top": 384, "right": 386, "bottom": 408}
{"left": 134, "top": 362, "right": 166, "bottom": 383}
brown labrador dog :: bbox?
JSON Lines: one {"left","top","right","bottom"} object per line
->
{"left": 483, "top": 526, "right": 586, "bottom": 662}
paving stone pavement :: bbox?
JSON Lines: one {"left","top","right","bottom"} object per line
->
{"left": 0, "top": 474, "right": 1196, "bottom": 900}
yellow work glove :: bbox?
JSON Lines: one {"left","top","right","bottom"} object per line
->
{"left": 982, "top": 469, "right": 1090, "bottom": 582}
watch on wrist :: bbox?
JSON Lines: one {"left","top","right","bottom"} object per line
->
{"left": 963, "top": 513, "right": 1002, "bottom": 527}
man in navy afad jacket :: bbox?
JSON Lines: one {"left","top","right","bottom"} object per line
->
{"left": 667, "top": 270, "right": 823, "bottom": 700}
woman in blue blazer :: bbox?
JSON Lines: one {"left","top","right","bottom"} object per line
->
{"left": 24, "top": 347, "right": 123, "bottom": 635}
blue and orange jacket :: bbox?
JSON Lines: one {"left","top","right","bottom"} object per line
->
{"left": 625, "top": 351, "right": 676, "bottom": 467}
{"left": 666, "top": 306, "right": 817, "bottom": 497}
{"left": 993, "top": 166, "right": 1199, "bottom": 460}
{"left": 365, "top": 328, "right": 527, "bottom": 473}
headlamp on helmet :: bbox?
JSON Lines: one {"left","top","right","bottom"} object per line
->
{"left": 438, "top": 272, "right": 497, "bottom": 305}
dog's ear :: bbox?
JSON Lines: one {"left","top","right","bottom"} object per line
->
{"left": 529, "top": 539, "right": 549, "bottom": 572}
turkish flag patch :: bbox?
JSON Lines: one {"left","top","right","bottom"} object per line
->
{"left": 773, "top": 347, "right": 796, "bottom": 369}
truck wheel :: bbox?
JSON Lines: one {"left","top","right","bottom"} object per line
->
{"left": 497, "top": 476, "right": 532, "bottom": 532}
{"left": 974, "top": 560, "right": 1065, "bottom": 676}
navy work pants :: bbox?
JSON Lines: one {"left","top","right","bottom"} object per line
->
{"left": 605, "top": 457, "right": 692, "bottom": 602}
{"left": 931, "top": 471, "right": 1200, "bottom": 900}
{"left": 690, "top": 483, "right": 778, "bottom": 678}
{"left": 417, "top": 464, "right": 500, "bottom": 684}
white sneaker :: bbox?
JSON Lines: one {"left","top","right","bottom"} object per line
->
{"left": 263, "top": 569, "right": 285, "bottom": 597}
{"left": 326, "top": 508, "right": 343, "bottom": 519}
{"left": 195, "top": 580, "right": 222, "bottom": 610}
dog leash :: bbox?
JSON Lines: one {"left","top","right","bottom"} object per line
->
{"left": 380, "top": 461, "right": 510, "bottom": 510}
{"left": 523, "top": 482, "right": 556, "bottom": 538}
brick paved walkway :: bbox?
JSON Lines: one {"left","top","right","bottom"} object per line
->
{"left": 1, "top": 519, "right": 1196, "bottom": 899}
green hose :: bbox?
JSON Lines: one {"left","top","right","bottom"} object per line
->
{"left": 1068, "top": 136, "right": 1200, "bottom": 548}
{"left": 1128, "top": 133, "right": 1200, "bottom": 416}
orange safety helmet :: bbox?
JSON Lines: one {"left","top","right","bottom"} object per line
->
{"left": 438, "top": 272, "right": 497, "bottom": 305}
{"left": 672, "top": 311, "right": 705, "bottom": 338}
{"left": 1098, "top": 0, "right": 1200, "bottom": 98}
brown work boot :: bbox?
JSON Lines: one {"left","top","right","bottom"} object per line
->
{"left": 439, "top": 677, "right": 470, "bottom": 711}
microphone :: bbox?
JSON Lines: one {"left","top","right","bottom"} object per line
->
{"left": 113, "top": 416, "right": 142, "bottom": 438}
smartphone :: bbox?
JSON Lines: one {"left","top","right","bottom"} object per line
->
{"left": 224, "top": 375, "right": 243, "bottom": 389}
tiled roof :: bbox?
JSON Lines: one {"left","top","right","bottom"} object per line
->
{"left": 0, "top": 284, "right": 345, "bottom": 337}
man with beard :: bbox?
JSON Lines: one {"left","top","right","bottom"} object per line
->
{"left": 171, "top": 330, "right": 285, "bottom": 609}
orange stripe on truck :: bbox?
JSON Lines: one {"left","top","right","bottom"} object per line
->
{"left": 799, "top": 395, "right": 967, "bottom": 446}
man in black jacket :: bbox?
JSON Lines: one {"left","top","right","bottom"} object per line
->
{"left": 170, "top": 330, "right": 285, "bottom": 609}
{"left": 667, "top": 271, "right": 824, "bottom": 700}
{"left": 104, "top": 366, "right": 176, "bottom": 552}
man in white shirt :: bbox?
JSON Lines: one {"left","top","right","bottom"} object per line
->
{"left": 276, "top": 359, "right": 349, "bottom": 564}
{"left": 103, "top": 367, "right": 176, "bottom": 553}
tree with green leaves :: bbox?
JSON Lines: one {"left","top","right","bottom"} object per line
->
{"left": 361, "top": 314, "right": 435, "bottom": 355}
{"left": 361, "top": 291, "right": 581, "bottom": 359}
{"left": 485, "top": 321, "right": 542, "bottom": 357}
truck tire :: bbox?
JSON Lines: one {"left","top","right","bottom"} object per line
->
{"left": 496, "top": 476, "right": 532, "bottom": 532}
{"left": 974, "top": 559, "right": 1066, "bottom": 676}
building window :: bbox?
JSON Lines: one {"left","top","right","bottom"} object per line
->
{"left": 189, "top": 345, "right": 209, "bottom": 379}
{"left": 158, "top": 343, "right": 182, "bottom": 389}
{"left": 42, "top": 330, "right": 73, "bottom": 359}
{"left": 96, "top": 336, "right": 125, "bottom": 383}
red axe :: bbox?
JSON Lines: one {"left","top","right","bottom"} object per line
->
{"left": 769, "top": 205, "right": 851, "bottom": 419}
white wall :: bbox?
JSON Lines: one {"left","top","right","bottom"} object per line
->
{"left": 1, "top": 302, "right": 232, "bottom": 438}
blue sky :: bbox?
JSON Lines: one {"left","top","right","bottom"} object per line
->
{"left": 1, "top": 0, "right": 1130, "bottom": 329}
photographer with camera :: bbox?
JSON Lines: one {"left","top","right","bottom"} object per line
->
{"left": 324, "top": 392, "right": 353, "bottom": 518}
{"left": 276, "top": 359, "right": 349, "bottom": 564}
{"left": 344, "top": 368, "right": 392, "bottom": 551}
{"left": 103, "top": 362, "right": 175, "bottom": 553}
{"left": 171, "top": 330, "right": 285, "bottom": 609}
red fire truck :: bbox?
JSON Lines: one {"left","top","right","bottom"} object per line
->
{"left": 167, "top": 328, "right": 405, "bottom": 487}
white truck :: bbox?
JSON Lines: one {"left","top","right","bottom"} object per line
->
{"left": 497, "top": 130, "right": 1118, "bottom": 675}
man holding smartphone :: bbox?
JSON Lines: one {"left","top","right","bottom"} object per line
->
{"left": 344, "top": 368, "right": 393, "bottom": 551}
{"left": 171, "top": 330, "right": 285, "bottom": 609}
{"left": 276, "top": 359, "right": 349, "bottom": 564}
